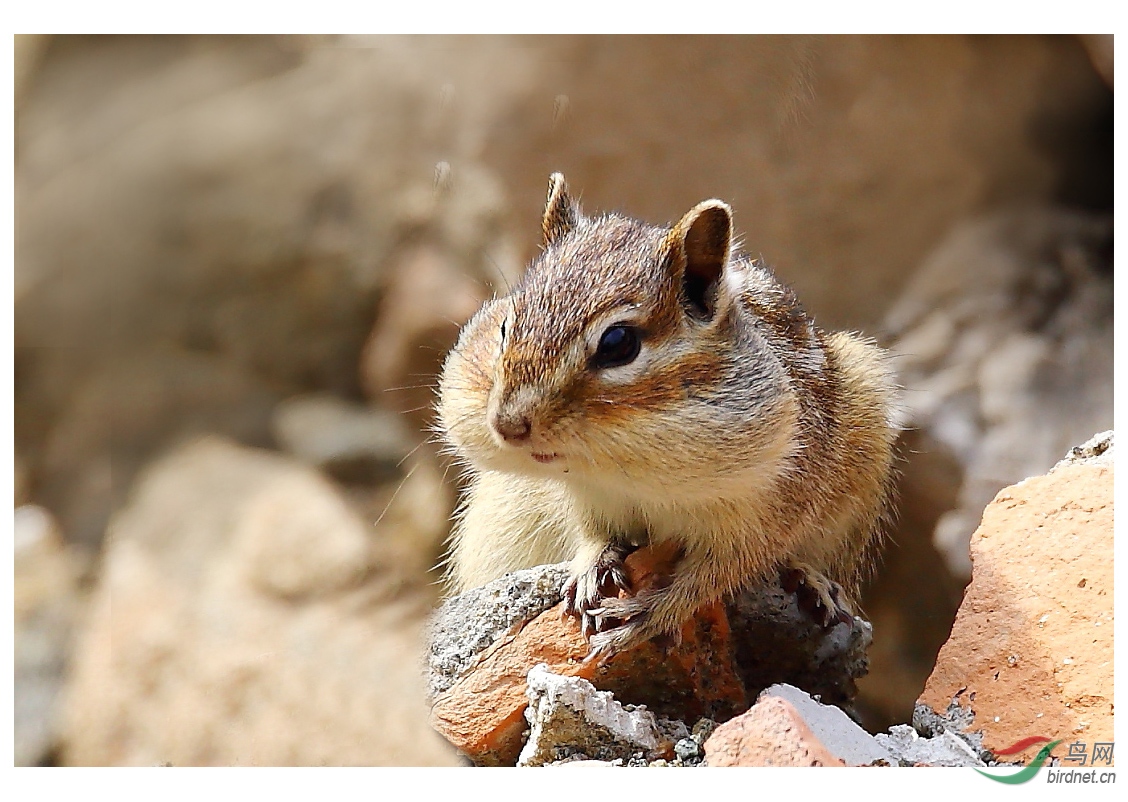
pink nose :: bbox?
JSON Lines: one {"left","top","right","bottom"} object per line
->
{"left": 493, "top": 412, "right": 532, "bottom": 443}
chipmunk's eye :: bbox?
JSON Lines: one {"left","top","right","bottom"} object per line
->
{"left": 500, "top": 320, "right": 507, "bottom": 341}
{"left": 592, "top": 325, "right": 641, "bottom": 369}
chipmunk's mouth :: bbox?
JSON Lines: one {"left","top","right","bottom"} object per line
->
{"left": 530, "top": 452, "right": 561, "bottom": 464}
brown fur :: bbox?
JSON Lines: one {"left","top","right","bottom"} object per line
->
{"left": 437, "top": 173, "right": 899, "bottom": 655}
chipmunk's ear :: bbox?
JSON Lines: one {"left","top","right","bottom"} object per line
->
{"left": 542, "top": 172, "right": 582, "bottom": 246}
{"left": 670, "top": 199, "right": 732, "bottom": 320}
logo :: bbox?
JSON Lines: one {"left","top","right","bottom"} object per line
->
{"left": 975, "top": 737, "right": 1062, "bottom": 784}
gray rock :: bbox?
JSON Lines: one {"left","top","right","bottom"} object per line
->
{"left": 674, "top": 737, "right": 701, "bottom": 762}
{"left": 426, "top": 563, "right": 572, "bottom": 700}
{"left": 876, "top": 724, "right": 985, "bottom": 767}
{"left": 1052, "top": 430, "right": 1113, "bottom": 471}
{"left": 761, "top": 684, "right": 893, "bottom": 766}
{"left": 428, "top": 561, "right": 873, "bottom": 713}
{"left": 913, "top": 699, "right": 986, "bottom": 761}
{"left": 518, "top": 664, "right": 664, "bottom": 767}
{"left": 690, "top": 718, "right": 717, "bottom": 747}
{"left": 727, "top": 584, "right": 873, "bottom": 711}
{"left": 544, "top": 759, "right": 619, "bottom": 767}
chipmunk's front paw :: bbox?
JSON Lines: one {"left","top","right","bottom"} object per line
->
{"left": 780, "top": 561, "right": 854, "bottom": 628}
{"left": 584, "top": 592, "right": 680, "bottom": 662}
{"left": 563, "top": 541, "right": 636, "bottom": 638}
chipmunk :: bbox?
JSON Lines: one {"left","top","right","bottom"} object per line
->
{"left": 437, "top": 173, "right": 898, "bottom": 658}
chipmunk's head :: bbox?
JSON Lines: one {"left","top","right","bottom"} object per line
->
{"left": 439, "top": 173, "right": 798, "bottom": 500}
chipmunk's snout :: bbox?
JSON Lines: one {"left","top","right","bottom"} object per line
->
{"left": 491, "top": 403, "right": 564, "bottom": 465}
{"left": 492, "top": 409, "right": 532, "bottom": 444}
{"left": 489, "top": 383, "right": 553, "bottom": 450}
{"left": 490, "top": 383, "right": 540, "bottom": 445}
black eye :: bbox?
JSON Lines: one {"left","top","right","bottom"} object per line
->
{"left": 591, "top": 325, "right": 641, "bottom": 369}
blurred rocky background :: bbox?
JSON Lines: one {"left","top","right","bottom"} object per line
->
{"left": 13, "top": 34, "right": 1112, "bottom": 765}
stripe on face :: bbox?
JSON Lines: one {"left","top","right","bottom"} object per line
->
{"left": 497, "top": 215, "right": 681, "bottom": 408}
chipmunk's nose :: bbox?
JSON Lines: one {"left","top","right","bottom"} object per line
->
{"left": 492, "top": 410, "right": 532, "bottom": 444}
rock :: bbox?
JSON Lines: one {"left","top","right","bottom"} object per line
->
{"left": 428, "top": 559, "right": 746, "bottom": 766}
{"left": 428, "top": 588, "right": 745, "bottom": 766}
{"left": 232, "top": 468, "right": 372, "bottom": 600}
{"left": 875, "top": 724, "right": 984, "bottom": 767}
{"left": 427, "top": 553, "right": 872, "bottom": 766}
{"left": 702, "top": 684, "right": 924, "bottom": 768}
{"left": 1053, "top": 429, "right": 1113, "bottom": 471}
{"left": 429, "top": 586, "right": 596, "bottom": 767}
{"left": 61, "top": 437, "right": 458, "bottom": 766}
{"left": 427, "top": 564, "right": 573, "bottom": 700}
{"left": 17, "top": 37, "right": 509, "bottom": 375}
{"left": 916, "top": 432, "right": 1113, "bottom": 761}
{"left": 702, "top": 695, "right": 845, "bottom": 767}
{"left": 673, "top": 736, "right": 701, "bottom": 763}
{"left": 726, "top": 582, "right": 873, "bottom": 711}
{"left": 517, "top": 664, "right": 687, "bottom": 766}
{"left": 15, "top": 505, "right": 84, "bottom": 766}
{"left": 690, "top": 717, "right": 717, "bottom": 747}
{"left": 759, "top": 683, "right": 893, "bottom": 766}
{"left": 271, "top": 392, "right": 415, "bottom": 485}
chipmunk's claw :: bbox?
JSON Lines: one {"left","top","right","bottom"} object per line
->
{"left": 581, "top": 591, "right": 679, "bottom": 658}
{"left": 564, "top": 541, "right": 636, "bottom": 626}
{"left": 593, "top": 542, "right": 636, "bottom": 597}
{"left": 585, "top": 622, "right": 644, "bottom": 661}
{"left": 567, "top": 542, "right": 687, "bottom": 659}
{"left": 584, "top": 612, "right": 679, "bottom": 660}
{"left": 561, "top": 574, "right": 577, "bottom": 617}
{"left": 605, "top": 564, "right": 631, "bottom": 595}
{"left": 781, "top": 562, "right": 854, "bottom": 629}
